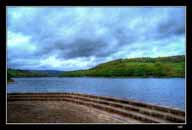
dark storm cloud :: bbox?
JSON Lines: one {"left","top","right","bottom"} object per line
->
{"left": 7, "top": 7, "right": 185, "bottom": 70}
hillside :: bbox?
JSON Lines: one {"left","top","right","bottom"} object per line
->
{"left": 59, "top": 55, "right": 185, "bottom": 77}
{"left": 25, "top": 70, "right": 63, "bottom": 77}
{"left": 7, "top": 69, "right": 64, "bottom": 78}
{"left": 7, "top": 69, "right": 49, "bottom": 78}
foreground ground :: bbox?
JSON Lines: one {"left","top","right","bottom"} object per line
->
{"left": 7, "top": 101, "right": 131, "bottom": 123}
{"left": 7, "top": 93, "right": 185, "bottom": 123}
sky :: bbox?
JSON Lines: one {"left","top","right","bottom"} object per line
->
{"left": 7, "top": 7, "right": 185, "bottom": 71}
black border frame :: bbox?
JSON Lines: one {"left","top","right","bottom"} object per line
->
{"left": 0, "top": 0, "right": 192, "bottom": 129}
{"left": 3, "top": 0, "right": 192, "bottom": 6}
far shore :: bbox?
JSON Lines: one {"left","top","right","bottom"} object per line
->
{"left": 7, "top": 79, "right": 14, "bottom": 83}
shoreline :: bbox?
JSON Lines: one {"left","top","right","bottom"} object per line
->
{"left": 7, "top": 76, "right": 185, "bottom": 78}
{"left": 7, "top": 79, "right": 14, "bottom": 83}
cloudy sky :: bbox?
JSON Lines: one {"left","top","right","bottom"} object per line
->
{"left": 7, "top": 7, "right": 185, "bottom": 71}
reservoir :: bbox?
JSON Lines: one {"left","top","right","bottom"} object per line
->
{"left": 7, "top": 77, "right": 185, "bottom": 110}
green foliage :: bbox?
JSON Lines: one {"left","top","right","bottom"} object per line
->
{"left": 59, "top": 55, "right": 185, "bottom": 78}
{"left": 7, "top": 69, "right": 49, "bottom": 78}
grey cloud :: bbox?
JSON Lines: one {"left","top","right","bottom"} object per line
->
{"left": 158, "top": 19, "right": 185, "bottom": 37}
{"left": 157, "top": 8, "right": 185, "bottom": 38}
{"left": 61, "top": 39, "right": 115, "bottom": 58}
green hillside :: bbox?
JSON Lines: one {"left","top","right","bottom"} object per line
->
{"left": 7, "top": 69, "right": 62, "bottom": 82}
{"left": 59, "top": 55, "right": 185, "bottom": 77}
{"left": 7, "top": 69, "right": 49, "bottom": 78}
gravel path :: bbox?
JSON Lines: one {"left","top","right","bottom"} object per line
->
{"left": 7, "top": 101, "right": 127, "bottom": 123}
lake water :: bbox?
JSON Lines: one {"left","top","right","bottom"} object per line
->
{"left": 7, "top": 77, "right": 185, "bottom": 110}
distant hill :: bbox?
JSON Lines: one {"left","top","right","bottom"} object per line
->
{"left": 59, "top": 55, "right": 185, "bottom": 77}
{"left": 7, "top": 69, "right": 63, "bottom": 78}
{"left": 26, "top": 70, "right": 63, "bottom": 77}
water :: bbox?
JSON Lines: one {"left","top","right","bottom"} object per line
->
{"left": 7, "top": 77, "right": 185, "bottom": 110}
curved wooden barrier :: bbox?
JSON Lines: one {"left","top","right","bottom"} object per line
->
{"left": 7, "top": 92, "right": 185, "bottom": 123}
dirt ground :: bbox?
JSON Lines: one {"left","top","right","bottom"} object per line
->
{"left": 7, "top": 101, "right": 127, "bottom": 123}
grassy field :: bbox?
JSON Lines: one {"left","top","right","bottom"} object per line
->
{"left": 59, "top": 55, "right": 185, "bottom": 77}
